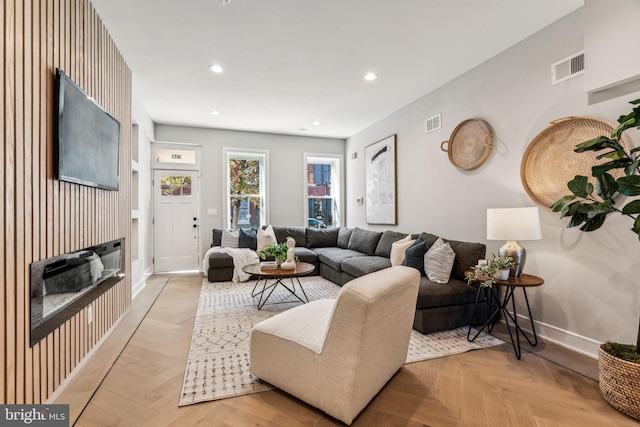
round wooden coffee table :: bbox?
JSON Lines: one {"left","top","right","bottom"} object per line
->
{"left": 242, "top": 262, "right": 315, "bottom": 310}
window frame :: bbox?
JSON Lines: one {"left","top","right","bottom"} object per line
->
{"left": 223, "top": 148, "right": 269, "bottom": 229}
{"left": 303, "top": 153, "right": 343, "bottom": 228}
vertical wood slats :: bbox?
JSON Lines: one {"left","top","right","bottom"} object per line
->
{"left": 3, "top": 0, "right": 132, "bottom": 404}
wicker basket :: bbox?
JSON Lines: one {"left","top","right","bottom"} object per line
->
{"left": 520, "top": 117, "right": 633, "bottom": 210}
{"left": 598, "top": 344, "right": 640, "bottom": 420}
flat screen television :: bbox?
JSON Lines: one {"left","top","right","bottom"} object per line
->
{"left": 55, "top": 69, "right": 120, "bottom": 191}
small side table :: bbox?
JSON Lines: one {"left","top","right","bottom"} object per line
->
{"left": 467, "top": 272, "right": 544, "bottom": 359}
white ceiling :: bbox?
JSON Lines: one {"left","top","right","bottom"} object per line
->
{"left": 90, "top": 0, "right": 583, "bottom": 139}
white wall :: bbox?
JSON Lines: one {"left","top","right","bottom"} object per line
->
{"left": 346, "top": 9, "right": 640, "bottom": 357}
{"left": 154, "top": 125, "right": 345, "bottom": 258}
{"left": 132, "top": 93, "right": 155, "bottom": 295}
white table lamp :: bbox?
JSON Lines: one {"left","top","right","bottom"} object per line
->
{"left": 487, "top": 207, "right": 542, "bottom": 277}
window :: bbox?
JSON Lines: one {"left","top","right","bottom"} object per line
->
{"left": 160, "top": 175, "right": 192, "bottom": 197}
{"left": 225, "top": 149, "right": 268, "bottom": 229}
{"left": 305, "top": 154, "right": 342, "bottom": 228}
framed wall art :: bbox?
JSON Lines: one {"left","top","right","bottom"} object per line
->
{"left": 365, "top": 134, "right": 397, "bottom": 225}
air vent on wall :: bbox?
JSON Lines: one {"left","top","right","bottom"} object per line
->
{"left": 551, "top": 51, "right": 584, "bottom": 85}
{"left": 425, "top": 114, "right": 441, "bottom": 134}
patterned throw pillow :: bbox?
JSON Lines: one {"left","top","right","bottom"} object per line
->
{"left": 390, "top": 235, "right": 415, "bottom": 266}
{"left": 424, "top": 237, "right": 456, "bottom": 284}
{"left": 221, "top": 230, "right": 239, "bottom": 248}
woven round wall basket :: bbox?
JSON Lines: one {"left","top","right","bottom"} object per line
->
{"left": 441, "top": 118, "right": 493, "bottom": 170}
{"left": 599, "top": 345, "right": 640, "bottom": 421}
{"left": 520, "top": 116, "right": 633, "bottom": 210}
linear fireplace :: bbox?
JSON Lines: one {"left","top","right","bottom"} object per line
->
{"left": 30, "top": 238, "right": 125, "bottom": 346}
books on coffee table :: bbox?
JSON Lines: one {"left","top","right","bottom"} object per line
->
{"left": 260, "top": 261, "right": 279, "bottom": 269}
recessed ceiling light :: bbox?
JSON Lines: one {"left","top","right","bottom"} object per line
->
{"left": 217, "top": 0, "right": 231, "bottom": 5}
{"left": 211, "top": 110, "right": 221, "bottom": 116}
{"left": 364, "top": 72, "right": 378, "bottom": 81}
{"left": 209, "top": 65, "right": 224, "bottom": 73}
{"left": 313, "top": 120, "right": 321, "bottom": 126}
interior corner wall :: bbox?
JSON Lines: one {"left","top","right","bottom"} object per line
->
{"left": 2, "top": 0, "right": 132, "bottom": 404}
{"left": 132, "top": 94, "right": 154, "bottom": 289}
{"left": 154, "top": 124, "right": 345, "bottom": 258}
{"left": 346, "top": 8, "right": 640, "bottom": 357}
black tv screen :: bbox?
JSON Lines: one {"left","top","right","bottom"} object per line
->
{"left": 56, "top": 69, "right": 120, "bottom": 191}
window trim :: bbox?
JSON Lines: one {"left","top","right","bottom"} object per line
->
{"left": 223, "top": 148, "right": 269, "bottom": 229}
{"left": 303, "top": 153, "right": 343, "bottom": 228}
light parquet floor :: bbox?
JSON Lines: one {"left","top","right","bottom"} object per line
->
{"left": 52, "top": 274, "right": 639, "bottom": 426}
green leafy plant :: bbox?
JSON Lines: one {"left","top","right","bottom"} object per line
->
{"left": 550, "top": 98, "right": 640, "bottom": 357}
{"left": 466, "top": 254, "right": 517, "bottom": 288}
{"left": 256, "top": 242, "right": 288, "bottom": 261}
{"left": 551, "top": 99, "right": 640, "bottom": 237}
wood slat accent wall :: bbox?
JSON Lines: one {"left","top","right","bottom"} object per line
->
{"left": 2, "top": 0, "right": 132, "bottom": 404}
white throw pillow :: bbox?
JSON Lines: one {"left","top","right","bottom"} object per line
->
{"left": 424, "top": 237, "right": 456, "bottom": 284}
{"left": 221, "top": 230, "right": 239, "bottom": 248}
{"left": 257, "top": 225, "right": 277, "bottom": 250}
{"left": 390, "top": 235, "right": 415, "bottom": 266}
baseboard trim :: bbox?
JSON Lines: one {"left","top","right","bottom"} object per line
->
{"left": 502, "top": 311, "right": 600, "bottom": 359}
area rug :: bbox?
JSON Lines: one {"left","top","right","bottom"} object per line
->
{"left": 179, "top": 276, "right": 504, "bottom": 406}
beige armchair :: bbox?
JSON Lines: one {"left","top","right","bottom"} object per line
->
{"left": 250, "top": 266, "right": 421, "bottom": 425}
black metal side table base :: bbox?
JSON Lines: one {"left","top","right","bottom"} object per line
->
{"left": 468, "top": 285, "right": 539, "bottom": 359}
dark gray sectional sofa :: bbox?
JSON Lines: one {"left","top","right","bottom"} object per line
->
{"left": 207, "top": 226, "right": 496, "bottom": 334}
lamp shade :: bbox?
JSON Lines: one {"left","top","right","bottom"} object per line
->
{"left": 486, "top": 207, "right": 542, "bottom": 241}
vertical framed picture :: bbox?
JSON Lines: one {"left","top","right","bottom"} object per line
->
{"left": 365, "top": 135, "right": 397, "bottom": 225}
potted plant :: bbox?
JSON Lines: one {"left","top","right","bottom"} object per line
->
{"left": 467, "top": 254, "right": 517, "bottom": 287}
{"left": 550, "top": 98, "right": 640, "bottom": 420}
{"left": 256, "top": 242, "right": 289, "bottom": 265}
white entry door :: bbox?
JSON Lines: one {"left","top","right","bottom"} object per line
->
{"left": 153, "top": 169, "right": 200, "bottom": 272}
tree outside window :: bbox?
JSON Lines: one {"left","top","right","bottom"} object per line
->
{"left": 226, "top": 151, "right": 266, "bottom": 229}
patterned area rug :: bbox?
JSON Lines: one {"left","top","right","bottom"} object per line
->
{"left": 179, "top": 276, "right": 504, "bottom": 406}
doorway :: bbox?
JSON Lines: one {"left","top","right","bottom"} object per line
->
{"left": 153, "top": 169, "right": 200, "bottom": 272}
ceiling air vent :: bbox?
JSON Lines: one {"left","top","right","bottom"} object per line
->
{"left": 425, "top": 114, "right": 441, "bottom": 134}
{"left": 551, "top": 51, "right": 584, "bottom": 85}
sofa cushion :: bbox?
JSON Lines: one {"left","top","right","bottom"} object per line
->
{"left": 239, "top": 228, "right": 257, "bottom": 250}
{"left": 443, "top": 238, "right": 486, "bottom": 280}
{"left": 340, "top": 256, "right": 391, "bottom": 278}
{"left": 419, "top": 232, "right": 440, "bottom": 249}
{"left": 424, "top": 237, "right": 455, "bottom": 284}
{"left": 316, "top": 247, "right": 367, "bottom": 271}
{"left": 374, "top": 230, "right": 409, "bottom": 258}
{"left": 208, "top": 251, "right": 234, "bottom": 268}
{"left": 416, "top": 277, "right": 479, "bottom": 308}
{"left": 403, "top": 237, "right": 427, "bottom": 275}
{"left": 307, "top": 227, "right": 339, "bottom": 248}
{"left": 293, "top": 247, "right": 318, "bottom": 264}
{"left": 212, "top": 228, "right": 223, "bottom": 247}
{"left": 337, "top": 227, "right": 352, "bottom": 249}
{"left": 273, "top": 226, "right": 307, "bottom": 247}
{"left": 348, "top": 227, "right": 382, "bottom": 256}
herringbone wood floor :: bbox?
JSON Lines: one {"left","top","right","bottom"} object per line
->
{"left": 52, "top": 274, "right": 638, "bottom": 426}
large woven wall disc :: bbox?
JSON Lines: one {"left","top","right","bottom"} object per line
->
{"left": 520, "top": 117, "right": 633, "bottom": 210}
{"left": 441, "top": 119, "right": 493, "bottom": 170}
